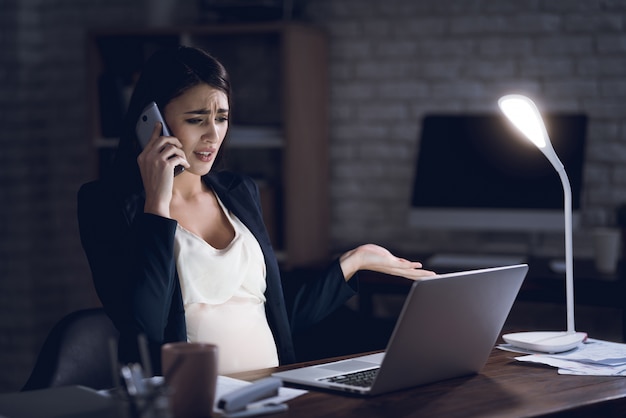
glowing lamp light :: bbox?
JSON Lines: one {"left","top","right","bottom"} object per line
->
{"left": 498, "top": 94, "right": 587, "bottom": 353}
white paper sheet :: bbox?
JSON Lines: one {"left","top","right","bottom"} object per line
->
{"left": 498, "top": 338, "right": 626, "bottom": 376}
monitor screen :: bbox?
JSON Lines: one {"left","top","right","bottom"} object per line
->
{"left": 409, "top": 113, "right": 588, "bottom": 231}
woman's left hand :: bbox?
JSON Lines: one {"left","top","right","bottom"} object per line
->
{"left": 339, "top": 244, "right": 436, "bottom": 281}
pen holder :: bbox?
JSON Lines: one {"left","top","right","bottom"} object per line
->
{"left": 127, "top": 381, "right": 173, "bottom": 418}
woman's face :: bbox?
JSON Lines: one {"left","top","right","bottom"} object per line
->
{"left": 164, "top": 83, "right": 229, "bottom": 176}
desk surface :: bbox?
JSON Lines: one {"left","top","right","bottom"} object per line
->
{"left": 231, "top": 346, "right": 626, "bottom": 417}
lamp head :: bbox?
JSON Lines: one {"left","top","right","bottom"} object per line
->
{"left": 498, "top": 94, "right": 563, "bottom": 171}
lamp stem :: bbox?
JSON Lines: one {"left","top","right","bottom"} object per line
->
{"left": 556, "top": 166, "right": 575, "bottom": 333}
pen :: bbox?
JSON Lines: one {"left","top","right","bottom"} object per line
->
{"left": 108, "top": 338, "right": 121, "bottom": 389}
{"left": 121, "top": 365, "right": 138, "bottom": 396}
{"left": 130, "top": 363, "right": 147, "bottom": 395}
{"left": 137, "top": 334, "right": 153, "bottom": 378}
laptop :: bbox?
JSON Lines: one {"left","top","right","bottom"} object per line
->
{"left": 273, "top": 264, "right": 528, "bottom": 396}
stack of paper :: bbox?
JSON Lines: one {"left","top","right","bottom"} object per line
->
{"left": 498, "top": 338, "right": 626, "bottom": 376}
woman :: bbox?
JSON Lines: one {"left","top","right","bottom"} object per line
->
{"left": 78, "top": 46, "right": 434, "bottom": 375}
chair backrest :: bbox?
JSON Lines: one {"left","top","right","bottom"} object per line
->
{"left": 21, "top": 308, "right": 120, "bottom": 391}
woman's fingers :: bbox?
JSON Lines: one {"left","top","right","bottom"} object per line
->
{"left": 390, "top": 268, "right": 437, "bottom": 280}
{"left": 141, "top": 129, "right": 186, "bottom": 167}
{"left": 351, "top": 244, "right": 437, "bottom": 278}
{"left": 159, "top": 143, "right": 190, "bottom": 169}
{"left": 149, "top": 121, "right": 163, "bottom": 143}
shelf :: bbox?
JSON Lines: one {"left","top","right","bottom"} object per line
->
{"left": 228, "top": 125, "right": 283, "bottom": 148}
{"left": 86, "top": 23, "right": 330, "bottom": 267}
{"left": 93, "top": 137, "right": 119, "bottom": 148}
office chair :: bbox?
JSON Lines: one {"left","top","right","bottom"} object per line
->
{"left": 21, "top": 307, "right": 120, "bottom": 391}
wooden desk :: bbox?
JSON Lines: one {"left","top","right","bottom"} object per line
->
{"left": 359, "top": 257, "right": 626, "bottom": 340}
{"left": 231, "top": 347, "right": 626, "bottom": 417}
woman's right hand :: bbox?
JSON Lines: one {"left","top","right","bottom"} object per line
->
{"left": 137, "top": 122, "right": 189, "bottom": 217}
{"left": 339, "top": 244, "right": 436, "bottom": 281}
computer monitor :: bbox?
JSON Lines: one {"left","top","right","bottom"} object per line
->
{"left": 409, "top": 113, "right": 588, "bottom": 232}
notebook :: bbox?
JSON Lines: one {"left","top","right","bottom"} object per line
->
{"left": 0, "top": 385, "right": 119, "bottom": 418}
{"left": 273, "top": 264, "right": 528, "bottom": 396}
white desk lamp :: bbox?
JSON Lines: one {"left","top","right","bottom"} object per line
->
{"left": 498, "top": 94, "right": 587, "bottom": 353}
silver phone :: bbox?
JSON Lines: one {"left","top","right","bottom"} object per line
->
{"left": 136, "top": 101, "right": 171, "bottom": 148}
{"left": 135, "top": 102, "right": 184, "bottom": 176}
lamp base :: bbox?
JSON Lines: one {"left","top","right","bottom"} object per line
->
{"left": 502, "top": 331, "right": 587, "bottom": 353}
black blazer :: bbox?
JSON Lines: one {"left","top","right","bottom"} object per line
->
{"left": 77, "top": 170, "right": 357, "bottom": 373}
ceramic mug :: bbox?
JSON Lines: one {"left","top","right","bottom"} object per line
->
{"left": 592, "top": 227, "right": 621, "bottom": 275}
{"left": 162, "top": 342, "right": 218, "bottom": 418}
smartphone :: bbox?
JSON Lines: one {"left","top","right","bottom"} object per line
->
{"left": 135, "top": 101, "right": 184, "bottom": 176}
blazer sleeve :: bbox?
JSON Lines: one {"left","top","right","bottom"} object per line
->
{"left": 284, "top": 259, "right": 358, "bottom": 333}
{"left": 77, "top": 181, "right": 184, "bottom": 368}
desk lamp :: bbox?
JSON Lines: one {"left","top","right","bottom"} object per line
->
{"left": 498, "top": 94, "right": 587, "bottom": 353}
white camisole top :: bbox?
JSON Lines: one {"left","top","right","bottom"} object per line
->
{"left": 173, "top": 196, "right": 279, "bottom": 374}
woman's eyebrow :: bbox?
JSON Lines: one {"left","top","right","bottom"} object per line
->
{"left": 184, "top": 108, "right": 229, "bottom": 115}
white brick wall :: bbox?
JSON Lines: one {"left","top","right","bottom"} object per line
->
{"left": 307, "top": 0, "right": 626, "bottom": 256}
{"left": 0, "top": 0, "right": 149, "bottom": 393}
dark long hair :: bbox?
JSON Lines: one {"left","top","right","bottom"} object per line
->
{"left": 108, "top": 46, "right": 231, "bottom": 193}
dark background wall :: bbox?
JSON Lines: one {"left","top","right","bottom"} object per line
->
{"left": 309, "top": 0, "right": 626, "bottom": 256}
{"left": 2, "top": 0, "right": 626, "bottom": 392}
{"left": 1, "top": 0, "right": 144, "bottom": 392}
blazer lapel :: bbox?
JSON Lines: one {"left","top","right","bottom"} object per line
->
{"left": 205, "top": 173, "right": 271, "bottom": 246}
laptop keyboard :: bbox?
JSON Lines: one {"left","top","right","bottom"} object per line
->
{"left": 320, "top": 368, "right": 379, "bottom": 388}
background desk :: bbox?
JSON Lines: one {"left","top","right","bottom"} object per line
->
{"left": 232, "top": 346, "right": 626, "bottom": 417}
{"left": 358, "top": 257, "right": 626, "bottom": 340}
